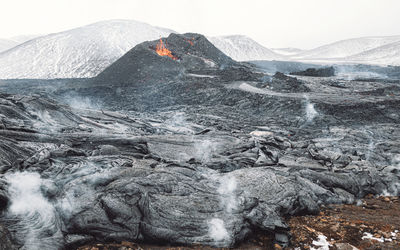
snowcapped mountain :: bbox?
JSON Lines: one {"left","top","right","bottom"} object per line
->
{"left": 0, "top": 39, "right": 18, "bottom": 53}
{"left": 0, "top": 20, "right": 174, "bottom": 79}
{"left": 207, "top": 35, "right": 284, "bottom": 61}
{"left": 292, "top": 36, "right": 400, "bottom": 60}
{"left": 271, "top": 48, "right": 304, "bottom": 56}
{"left": 0, "top": 35, "right": 41, "bottom": 53}
{"left": 10, "top": 34, "right": 42, "bottom": 44}
{"left": 345, "top": 41, "right": 400, "bottom": 66}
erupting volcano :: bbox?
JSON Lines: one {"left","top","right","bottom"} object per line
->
{"left": 155, "top": 38, "right": 178, "bottom": 60}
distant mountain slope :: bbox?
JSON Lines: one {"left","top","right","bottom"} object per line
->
{"left": 0, "top": 39, "right": 18, "bottom": 53}
{"left": 345, "top": 41, "right": 400, "bottom": 66}
{"left": 292, "top": 36, "right": 400, "bottom": 60}
{"left": 10, "top": 34, "right": 42, "bottom": 44}
{"left": 0, "top": 20, "right": 175, "bottom": 79}
{"left": 208, "top": 35, "right": 284, "bottom": 61}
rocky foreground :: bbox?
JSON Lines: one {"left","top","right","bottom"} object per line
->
{"left": 76, "top": 195, "right": 400, "bottom": 249}
{"left": 0, "top": 33, "right": 399, "bottom": 249}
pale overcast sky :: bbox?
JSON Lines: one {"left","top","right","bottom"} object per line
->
{"left": 1, "top": 0, "right": 399, "bottom": 49}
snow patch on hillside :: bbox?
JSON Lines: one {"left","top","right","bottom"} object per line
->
{"left": 208, "top": 35, "right": 285, "bottom": 61}
{"left": 271, "top": 47, "right": 304, "bottom": 56}
{"left": 346, "top": 41, "right": 400, "bottom": 66}
{"left": 0, "top": 39, "right": 18, "bottom": 53}
{"left": 292, "top": 36, "right": 400, "bottom": 60}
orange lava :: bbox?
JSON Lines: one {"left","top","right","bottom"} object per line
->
{"left": 185, "top": 38, "right": 194, "bottom": 46}
{"left": 155, "top": 38, "right": 178, "bottom": 60}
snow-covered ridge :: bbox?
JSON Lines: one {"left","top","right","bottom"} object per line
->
{"left": 292, "top": 36, "right": 400, "bottom": 60}
{"left": 345, "top": 40, "right": 400, "bottom": 66}
{"left": 210, "top": 35, "right": 400, "bottom": 66}
{"left": 271, "top": 47, "right": 304, "bottom": 56}
{"left": 0, "top": 19, "right": 175, "bottom": 79}
{"left": 0, "top": 39, "right": 18, "bottom": 53}
{"left": 9, "top": 34, "right": 42, "bottom": 44}
{"left": 0, "top": 35, "right": 41, "bottom": 53}
{"left": 207, "top": 35, "right": 284, "bottom": 61}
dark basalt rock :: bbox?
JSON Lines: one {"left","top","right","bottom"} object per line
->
{"left": 0, "top": 224, "right": 17, "bottom": 250}
{"left": 291, "top": 66, "right": 335, "bottom": 77}
{"left": 0, "top": 90, "right": 398, "bottom": 249}
{"left": 270, "top": 72, "right": 310, "bottom": 92}
{"left": 274, "top": 71, "right": 293, "bottom": 80}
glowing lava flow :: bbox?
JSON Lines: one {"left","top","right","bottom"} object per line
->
{"left": 155, "top": 38, "right": 178, "bottom": 60}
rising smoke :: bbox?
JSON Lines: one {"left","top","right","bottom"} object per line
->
{"left": 5, "top": 172, "right": 63, "bottom": 250}
{"left": 208, "top": 218, "right": 229, "bottom": 242}
{"left": 194, "top": 139, "right": 220, "bottom": 163}
{"left": 62, "top": 91, "right": 102, "bottom": 110}
{"left": 207, "top": 174, "right": 238, "bottom": 244}
{"left": 301, "top": 95, "right": 319, "bottom": 125}
{"left": 217, "top": 175, "right": 238, "bottom": 213}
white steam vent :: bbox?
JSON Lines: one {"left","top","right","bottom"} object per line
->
{"left": 206, "top": 175, "right": 238, "bottom": 244}
{"left": 304, "top": 95, "right": 319, "bottom": 122}
{"left": 217, "top": 176, "right": 238, "bottom": 213}
{"left": 5, "top": 172, "right": 63, "bottom": 250}
{"left": 194, "top": 139, "right": 219, "bottom": 163}
{"left": 208, "top": 218, "right": 229, "bottom": 242}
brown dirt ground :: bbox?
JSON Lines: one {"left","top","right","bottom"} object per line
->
{"left": 76, "top": 195, "right": 400, "bottom": 250}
